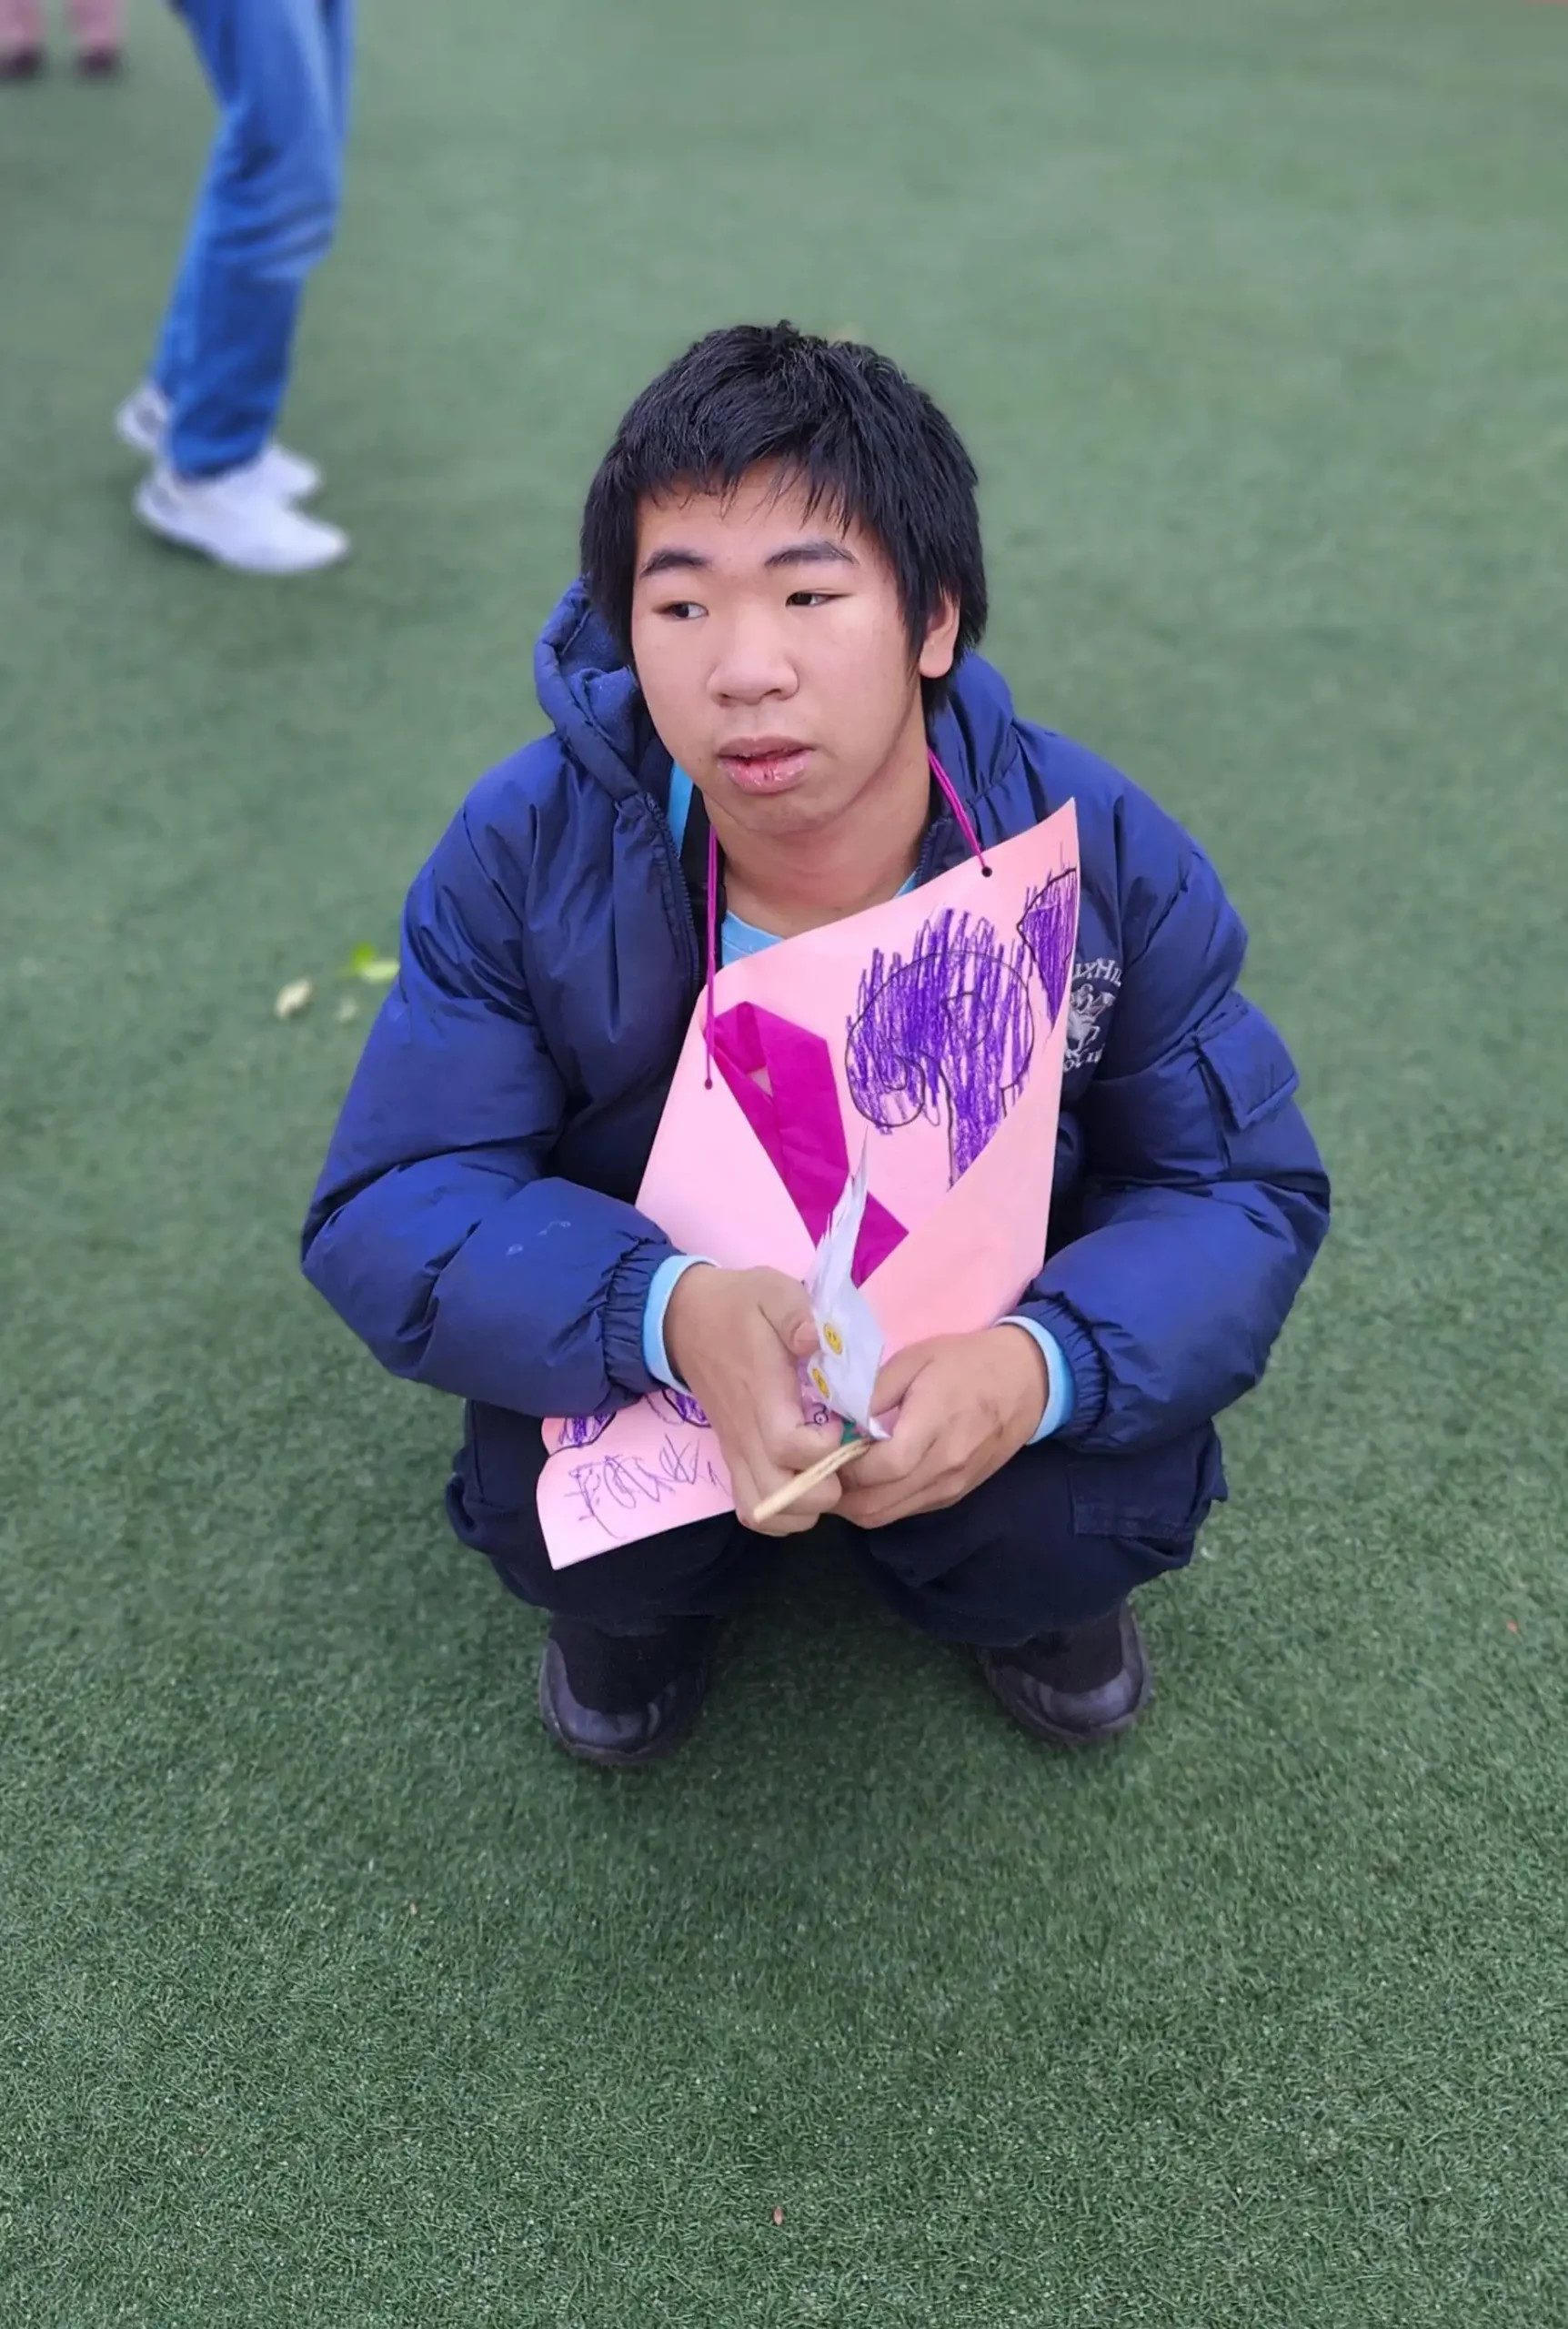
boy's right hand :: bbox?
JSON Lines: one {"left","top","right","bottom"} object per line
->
{"left": 662, "top": 1265, "right": 843, "bottom": 1535}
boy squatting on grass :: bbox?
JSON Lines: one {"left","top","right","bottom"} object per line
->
{"left": 302, "top": 324, "right": 1330, "bottom": 1769}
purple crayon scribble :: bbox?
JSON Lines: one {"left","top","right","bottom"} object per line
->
{"left": 845, "top": 909, "right": 1035, "bottom": 1185}
{"left": 554, "top": 1410, "right": 614, "bottom": 1452}
{"left": 654, "top": 1386, "right": 711, "bottom": 1430}
{"left": 1017, "top": 868, "right": 1080, "bottom": 1027}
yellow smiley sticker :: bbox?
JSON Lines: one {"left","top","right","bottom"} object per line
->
{"left": 809, "top": 1366, "right": 830, "bottom": 1399}
{"left": 822, "top": 1322, "right": 844, "bottom": 1356}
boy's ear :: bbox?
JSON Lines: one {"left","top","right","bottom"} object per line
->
{"left": 918, "top": 591, "right": 962, "bottom": 683}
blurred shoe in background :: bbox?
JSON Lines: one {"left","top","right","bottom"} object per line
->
{"left": 134, "top": 463, "right": 348, "bottom": 576}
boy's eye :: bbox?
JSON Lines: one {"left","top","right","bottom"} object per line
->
{"left": 658, "top": 600, "right": 705, "bottom": 620}
{"left": 787, "top": 590, "right": 839, "bottom": 608}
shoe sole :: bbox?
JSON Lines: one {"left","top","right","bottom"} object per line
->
{"left": 537, "top": 1643, "right": 710, "bottom": 1769}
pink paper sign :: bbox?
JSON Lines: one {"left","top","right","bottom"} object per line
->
{"left": 538, "top": 801, "right": 1081, "bottom": 1565}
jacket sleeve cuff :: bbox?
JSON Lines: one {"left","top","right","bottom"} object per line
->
{"left": 1011, "top": 1298, "right": 1109, "bottom": 1441}
{"left": 601, "top": 1232, "right": 681, "bottom": 1399}
{"left": 641, "top": 1255, "right": 716, "bottom": 1388}
{"left": 1000, "top": 1317, "right": 1075, "bottom": 1442}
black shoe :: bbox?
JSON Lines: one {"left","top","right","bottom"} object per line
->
{"left": 978, "top": 1602, "right": 1151, "bottom": 1747}
{"left": 538, "top": 1614, "right": 712, "bottom": 1769}
{"left": 1, "top": 47, "right": 45, "bottom": 79}
{"left": 75, "top": 46, "right": 123, "bottom": 77}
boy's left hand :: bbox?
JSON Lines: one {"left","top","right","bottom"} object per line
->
{"left": 836, "top": 1326, "right": 1049, "bottom": 1529}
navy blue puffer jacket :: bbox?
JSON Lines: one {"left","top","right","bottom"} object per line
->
{"left": 303, "top": 585, "right": 1330, "bottom": 1452}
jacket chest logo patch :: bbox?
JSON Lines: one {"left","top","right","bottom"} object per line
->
{"left": 1066, "top": 955, "right": 1121, "bottom": 1077}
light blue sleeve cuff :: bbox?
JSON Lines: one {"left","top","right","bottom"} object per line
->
{"left": 1001, "top": 1316, "right": 1076, "bottom": 1443}
{"left": 642, "top": 1255, "right": 716, "bottom": 1389}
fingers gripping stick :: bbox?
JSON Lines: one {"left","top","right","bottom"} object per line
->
{"left": 749, "top": 1435, "right": 870, "bottom": 1526}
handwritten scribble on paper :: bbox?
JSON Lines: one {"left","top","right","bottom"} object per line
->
{"left": 566, "top": 1434, "right": 726, "bottom": 1537}
{"left": 844, "top": 909, "right": 1036, "bottom": 1185}
{"left": 654, "top": 1387, "right": 711, "bottom": 1430}
{"left": 1016, "top": 868, "right": 1080, "bottom": 1028}
{"left": 553, "top": 1410, "right": 614, "bottom": 1452}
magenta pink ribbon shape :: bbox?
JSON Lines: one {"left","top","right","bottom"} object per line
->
{"left": 709, "top": 1001, "right": 907, "bottom": 1283}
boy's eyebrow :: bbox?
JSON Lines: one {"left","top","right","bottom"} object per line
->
{"left": 763, "top": 538, "right": 858, "bottom": 570}
{"left": 638, "top": 546, "right": 712, "bottom": 580}
{"left": 636, "top": 537, "right": 859, "bottom": 582}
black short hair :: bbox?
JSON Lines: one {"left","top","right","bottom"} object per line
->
{"left": 579, "top": 322, "right": 987, "bottom": 711}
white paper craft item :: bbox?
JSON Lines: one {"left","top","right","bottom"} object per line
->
{"left": 804, "top": 1151, "right": 890, "bottom": 1439}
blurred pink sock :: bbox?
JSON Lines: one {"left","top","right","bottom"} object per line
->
{"left": 70, "top": 0, "right": 121, "bottom": 53}
{"left": 0, "top": 0, "right": 45, "bottom": 57}
{"left": 0, "top": 0, "right": 122, "bottom": 54}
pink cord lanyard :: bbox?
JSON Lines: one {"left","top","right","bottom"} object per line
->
{"left": 703, "top": 746, "right": 986, "bottom": 1087}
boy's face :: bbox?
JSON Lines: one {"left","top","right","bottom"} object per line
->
{"left": 629, "top": 468, "right": 959, "bottom": 840}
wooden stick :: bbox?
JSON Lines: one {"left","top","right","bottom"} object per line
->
{"left": 750, "top": 1436, "right": 870, "bottom": 1524}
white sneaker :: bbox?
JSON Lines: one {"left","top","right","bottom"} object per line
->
{"left": 115, "top": 381, "right": 323, "bottom": 505}
{"left": 135, "top": 462, "right": 349, "bottom": 575}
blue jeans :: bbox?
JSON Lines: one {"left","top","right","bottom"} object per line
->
{"left": 152, "top": 0, "right": 353, "bottom": 478}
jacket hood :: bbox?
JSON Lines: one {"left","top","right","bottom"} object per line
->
{"left": 534, "top": 580, "right": 1026, "bottom": 810}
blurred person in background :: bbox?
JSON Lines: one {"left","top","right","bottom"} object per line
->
{"left": 0, "top": 0, "right": 121, "bottom": 77}
{"left": 116, "top": 0, "right": 354, "bottom": 574}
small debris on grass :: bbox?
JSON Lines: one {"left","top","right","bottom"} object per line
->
{"left": 274, "top": 977, "right": 315, "bottom": 1020}
{"left": 340, "top": 942, "right": 398, "bottom": 985}
{"left": 1506, "top": 1619, "right": 1520, "bottom": 1634}
{"left": 771, "top": 2207, "right": 784, "bottom": 2227}
{"left": 336, "top": 997, "right": 360, "bottom": 1024}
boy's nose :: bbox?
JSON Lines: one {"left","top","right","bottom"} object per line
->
{"left": 708, "top": 620, "right": 798, "bottom": 704}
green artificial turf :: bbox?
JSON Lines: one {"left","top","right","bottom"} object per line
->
{"left": 4, "top": 1, "right": 1568, "bottom": 2320}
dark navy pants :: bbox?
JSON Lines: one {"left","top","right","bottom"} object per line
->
{"left": 447, "top": 1402, "right": 1227, "bottom": 1649}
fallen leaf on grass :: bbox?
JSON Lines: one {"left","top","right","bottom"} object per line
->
{"left": 771, "top": 2208, "right": 784, "bottom": 2227}
{"left": 1506, "top": 1620, "right": 1520, "bottom": 1634}
{"left": 340, "top": 943, "right": 398, "bottom": 985}
{"left": 274, "top": 978, "right": 315, "bottom": 1020}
